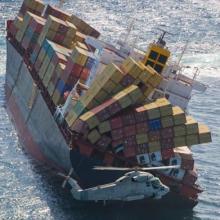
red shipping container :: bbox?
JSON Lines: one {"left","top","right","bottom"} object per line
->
{"left": 124, "top": 146, "right": 137, "bottom": 158}
{"left": 65, "top": 74, "right": 78, "bottom": 85}
{"left": 123, "top": 125, "right": 136, "bottom": 137}
{"left": 29, "top": 17, "right": 44, "bottom": 33}
{"left": 91, "top": 103, "right": 106, "bottom": 114}
{"left": 45, "top": 5, "right": 71, "bottom": 20}
{"left": 161, "top": 138, "right": 174, "bottom": 149}
{"left": 71, "top": 119, "right": 89, "bottom": 134}
{"left": 161, "top": 127, "right": 173, "bottom": 139}
{"left": 158, "top": 173, "right": 178, "bottom": 187}
{"left": 148, "top": 130, "right": 160, "bottom": 142}
{"left": 123, "top": 136, "right": 137, "bottom": 148}
{"left": 112, "top": 139, "right": 123, "bottom": 148}
{"left": 183, "top": 170, "right": 198, "bottom": 186}
{"left": 65, "top": 59, "right": 74, "bottom": 74}
{"left": 58, "top": 24, "right": 69, "bottom": 34}
{"left": 161, "top": 148, "right": 174, "bottom": 160}
{"left": 136, "top": 122, "right": 149, "bottom": 133}
{"left": 103, "top": 153, "right": 114, "bottom": 166}
{"left": 106, "top": 100, "right": 121, "bottom": 115}
{"left": 72, "top": 63, "right": 83, "bottom": 78}
{"left": 122, "top": 112, "right": 136, "bottom": 125}
{"left": 97, "top": 135, "right": 112, "bottom": 152}
{"left": 52, "top": 52, "right": 67, "bottom": 65}
{"left": 111, "top": 128, "right": 124, "bottom": 141}
{"left": 110, "top": 116, "right": 123, "bottom": 129}
{"left": 80, "top": 68, "right": 90, "bottom": 81}
{"left": 54, "top": 33, "right": 65, "bottom": 44}
{"left": 181, "top": 159, "right": 194, "bottom": 170}
{"left": 180, "top": 185, "right": 200, "bottom": 200}
{"left": 77, "top": 140, "right": 94, "bottom": 157}
{"left": 8, "top": 22, "right": 18, "bottom": 37}
{"left": 96, "top": 108, "right": 111, "bottom": 121}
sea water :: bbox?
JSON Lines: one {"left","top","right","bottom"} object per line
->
{"left": 0, "top": 0, "right": 219, "bottom": 219}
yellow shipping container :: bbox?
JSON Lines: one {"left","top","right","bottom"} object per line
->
{"left": 71, "top": 46, "right": 88, "bottom": 66}
{"left": 94, "top": 89, "right": 109, "bottom": 103}
{"left": 97, "top": 63, "right": 125, "bottom": 84}
{"left": 79, "top": 111, "right": 100, "bottom": 130}
{"left": 87, "top": 129, "right": 101, "bottom": 144}
{"left": 174, "top": 125, "right": 186, "bottom": 137}
{"left": 98, "top": 121, "right": 111, "bottom": 134}
{"left": 114, "top": 92, "right": 132, "bottom": 109}
{"left": 198, "top": 124, "right": 212, "bottom": 144}
{"left": 172, "top": 106, "right": 186, "bottom": 125}
{"left": 174, "top": 136, "right": 186, "bottom": 147}
{"left": 161, "top": 116, "right": 174, "bottom": 128}
{"left": 15, "top": 12, "right": 34, "bottom": 42}
{"left": 66, "top": 110, "right": 79, "bottom": 127}
{"left": 143, "top": 84, "right": 154, "bottom": 98}
{"left": 136, "top": 133, "right": 148, "bottom": 145}
{"left": 185, "top": 116, "right": 199, "bottom": 134}
{"left": 143, "top": 102, "right": 160, "bottom": 119}
{"left": 122, "top": 57, "right": 143, "bottom": 79}
{"left": 148, "top": 142, "right": 161, "bottom": 153}
{"left": 156, "top": 98, "right": 172, "bottom": 117}
{"left": 123, "top": 85, "right": 143, "bottom": 103}
{"left": 186, "top": 134, "right": 199, "bottom": 146}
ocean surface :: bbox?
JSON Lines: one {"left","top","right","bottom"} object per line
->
{"left": 0, "top": 0, "right": 219, "bottom": 219}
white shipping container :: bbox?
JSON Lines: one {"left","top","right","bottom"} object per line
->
{"left": 149, "top": 151, "right": 162, "bottom": 163}
{"left": 136, "top": 154, "right": 150, "bottom": 165}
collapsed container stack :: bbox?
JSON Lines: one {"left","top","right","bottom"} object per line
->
{"left": 7, "top": 0, "right": 212, "bottom": 202}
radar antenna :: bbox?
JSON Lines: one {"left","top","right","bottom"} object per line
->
{"left": 156, "top": 28, "right": 173, "bottom": 47}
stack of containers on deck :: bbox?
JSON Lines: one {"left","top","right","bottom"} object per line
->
{"left": 21, "top": 14, "right": 46, "bottom": 54}
{"left": 15, "top": 12, "right": 44, "bottom": 45}
{"left": 65, "top": 57, "right": 163, "bottom": 127}
{"left": 37, "top": 15, "right": 77, "bottom": 49}
{"left": 7, "top": 16, "right": 23, "bottom": 38}
{"left": 18, "top": 3, "right": 100, "bottom": 107}
{"left": 60, "top": 45, "right": 96, "bottom": 92}
{"left": 44, "top": 5, "right": 100, "bottom": 38}
{"left": 75, "top": 97, "right": 211, "bottom": 161}
{"left": 18, "top": 0, "right": 45, "bottom": 17}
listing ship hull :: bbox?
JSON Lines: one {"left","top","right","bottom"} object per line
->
{"left": 5, "top": 39, "right": 197, "bottom": 208}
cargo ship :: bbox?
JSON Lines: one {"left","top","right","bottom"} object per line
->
{"left": 5, "top": 0, "right": 212, "bottom": 208}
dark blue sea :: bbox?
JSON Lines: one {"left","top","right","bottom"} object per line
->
{"left": 0, "top": 0, "right": 219, "bottom": 219}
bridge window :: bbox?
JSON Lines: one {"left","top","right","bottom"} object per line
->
{"left": 149, "top": 50, "right": 158, "bottom": 60}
